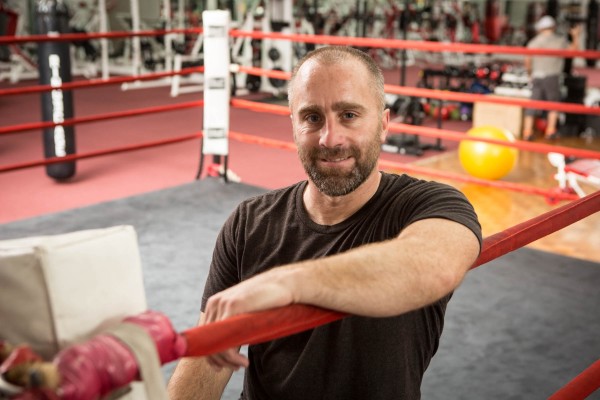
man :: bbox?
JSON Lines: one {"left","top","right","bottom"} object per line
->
{"left": 522, "top": 15, "right": 581, "bottom": 141}
{"left": 168, "top": 46, "right": 482, "bottom": 399}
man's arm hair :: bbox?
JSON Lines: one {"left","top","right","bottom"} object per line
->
{"left": 287, "top": 218, "right": 480, "bottom": 317}
{"left": 167, "top": 312, "right": 235, "bottom": 400}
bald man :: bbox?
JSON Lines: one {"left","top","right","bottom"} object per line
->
{"left": 168, "top": 46, "right": 481, "bottom": 400}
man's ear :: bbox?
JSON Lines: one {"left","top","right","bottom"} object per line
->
{"left": 290, "top": 113, "right": 298, "bottom": 141}
{"left": 381, "top": 108, "right": 390, "bottom": 143}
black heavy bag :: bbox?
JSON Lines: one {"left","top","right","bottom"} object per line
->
{"left": 37, "top": 0, "right": 76, "bottom": 180}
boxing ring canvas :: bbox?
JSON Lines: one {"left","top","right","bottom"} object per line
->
{"left": 0, "top": 178, "right": 598, "bottom": 400}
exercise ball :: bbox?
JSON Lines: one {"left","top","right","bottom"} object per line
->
{"left": 459, "top": 125, "right": 518, "bottom": 180}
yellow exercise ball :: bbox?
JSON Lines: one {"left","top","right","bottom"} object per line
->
{"left": 459, "top": 126, "right": 518, "bottom": 180}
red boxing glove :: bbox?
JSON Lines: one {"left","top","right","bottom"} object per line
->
{"left": 54, "top": 310, "right": 186, "bottom": 400}
{"left": 123, "top": 310, "right": 187, "bottom": 364}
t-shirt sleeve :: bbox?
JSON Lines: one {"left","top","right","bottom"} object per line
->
{"left": 400, "top": 181, "right": 483, "bottom": 250}
{"left": 201, "top": 206, "right": 242, "bottom": 311}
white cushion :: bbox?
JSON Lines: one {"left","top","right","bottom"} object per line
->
{"left": 0, "top": 225, "right": 147, "bottom": 360}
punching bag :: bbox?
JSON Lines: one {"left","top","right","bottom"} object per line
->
{"left": 36, "top": 0, "right": 76, "bottom": 180}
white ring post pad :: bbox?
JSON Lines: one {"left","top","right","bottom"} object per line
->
{"left": 202, "top": 10, "right": 231, "bottom": 156}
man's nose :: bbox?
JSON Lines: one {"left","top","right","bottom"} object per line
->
{"left": 319, "top": 119, "right": 346, "bottom": 147}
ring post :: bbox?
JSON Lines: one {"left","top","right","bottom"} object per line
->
{"left": 36, "top": 0, "right": 76, "bottom": 180}
{"left": 200, "top": 10, "right": 230, "bottom": 180}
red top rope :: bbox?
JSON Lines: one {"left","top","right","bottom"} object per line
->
{"left": 1, "top": 27, "right": 598, "bottom": 59}
{"left": 387, "top": 122, "right": 600, "bottom": 160}
{"left": 0, "top": 28, "right": 202, "bottom": 45}
{"left": 548, "top": 359, "right": 600, "bottom": 400}
{"left": 0, "top": 67, "right": 204, "bottom": 97}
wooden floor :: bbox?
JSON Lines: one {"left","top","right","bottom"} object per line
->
{"left": 394, "top": 136, "right": 600, "bottom": 263}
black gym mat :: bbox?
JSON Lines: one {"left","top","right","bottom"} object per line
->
{"left": 1, "top": 178, "right": 599, "bottom": 400}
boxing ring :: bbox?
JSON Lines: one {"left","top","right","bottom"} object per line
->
{"left": 1, "top": 9, "right": 600, "bottom": 400}
{"left": 1, "top": 179, "right": 599, "bottom": 400}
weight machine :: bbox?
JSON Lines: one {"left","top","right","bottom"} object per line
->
{"left": 0, "top": 2, "right": 37, "bottom": 83}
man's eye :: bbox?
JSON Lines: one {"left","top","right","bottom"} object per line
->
{"left": 306, "top": 114, "right": 321, "bottom": 123}
{"left": 342, "top": 112, "right": 357, "bottom": 119}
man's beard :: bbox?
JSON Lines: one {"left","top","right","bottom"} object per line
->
{"left": 298, "top": 128, "right": 382, "bottom": 197}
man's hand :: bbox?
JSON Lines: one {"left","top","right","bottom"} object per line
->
{"left": 204, "top": 346, "right": 249, "bottom": 371}
{"left": 203, "top": 268, "right": 297, "bottom": 370}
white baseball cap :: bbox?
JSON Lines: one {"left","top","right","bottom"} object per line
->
{"left": 535, "top": 15, "right": 556, "bottom": 31}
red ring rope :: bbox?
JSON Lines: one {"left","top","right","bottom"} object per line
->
{"left": 548, "top": 359, "right": 600, "bottom": 400}
{"left": 0, "top": 133, "right": 201, "bottom": 173}
{"left": 388, "top": 122, "right": 600, "bottom": 160}
{"left": 2, "top": 28, "right": 597, "bottom": 58}
{"left": 0, "top": 67, "right": 203, "bottom": 97}
{"left": 229, "top": 30, "right": 600, "bottom": 59}
{"left": 237, "top": 66, "right": 291, "bottom": 82}
{"left": 384, "top": 85, "right": 600, "bottom": 116}
{"left": 230, "top": 98, "right": 291, "bottom": 116}
{"left": 0, "top": 28, "right": 202, "bottom": 45}
{"left": 0, "top": 101, "right": 203, "bottom": 136}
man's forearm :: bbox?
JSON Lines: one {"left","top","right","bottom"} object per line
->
{"left": 167, "top": 313, "right": 234, "bottom": 399}
{"left": 167, "top": 356, "right": 233, "bottom": 400}
{"left": 284, "top": 218, "right": 480, "bottom": 317}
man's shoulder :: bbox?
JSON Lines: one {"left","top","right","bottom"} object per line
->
{"left": 380, "top": 171, "right": 412, "bottom": 186}
{"left": 528, "top": 32, "right": 568, "bottom": 48}
{"left": 527, "top": 34, "right": 544, "bottom": 48}
{"left": 383, "top": 173, "right": 473, "bottom": 212}
{"left": 380, "top": 171, "right": 450, "bottom": 192}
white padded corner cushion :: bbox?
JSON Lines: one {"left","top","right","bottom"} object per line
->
{"left": 0, "top": 225, "right": 147, "bottom": 359}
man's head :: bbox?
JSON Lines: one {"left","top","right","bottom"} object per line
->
{"left": 535, "top": 15, "right": 556, "bottom": 33}
{"left": 287, "top": 46, "right": 389, "bottom": 197}
{"left": 288, "top": 46, "right": 386, "bottom": 113}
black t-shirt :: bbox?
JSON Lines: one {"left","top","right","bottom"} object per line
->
{"left": 202, "top": 172, "right": 482, "bottom": 400}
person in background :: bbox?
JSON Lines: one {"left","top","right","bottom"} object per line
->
{"left": 523, "top": 15, "right": 581, "bottom": 141}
